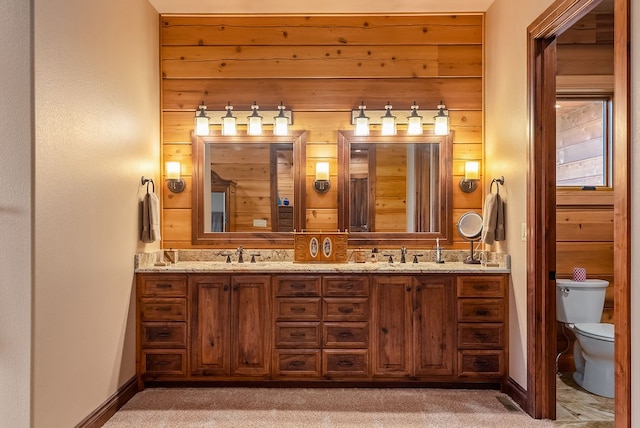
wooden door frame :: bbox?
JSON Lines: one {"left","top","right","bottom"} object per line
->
{"left": 526, "top": 0, "right": 631, "bottom": 424}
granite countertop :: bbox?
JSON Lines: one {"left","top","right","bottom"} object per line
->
{"left": 136, "top": 260, "right": 509, "bottom": 274}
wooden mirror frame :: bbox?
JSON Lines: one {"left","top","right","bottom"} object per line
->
{"left": 191, "top": 131, "right": 307, "bottom": 248}
{"left": 337, "top": 131, "right": 453, "bottom": 247}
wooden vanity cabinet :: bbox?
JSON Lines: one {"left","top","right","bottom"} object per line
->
{"left": 371, "top": 275, "right": 455, "bottom": 379}
{"left": 190, "top": 274, "right": 272, "bottom": 378}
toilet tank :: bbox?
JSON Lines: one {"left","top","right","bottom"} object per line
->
{"left": 556, "top": 279, "right": 609, "bottom": 324}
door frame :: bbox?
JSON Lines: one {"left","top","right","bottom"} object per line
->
{"left": 526, "top": 0, "right": 631, "bottom": 424}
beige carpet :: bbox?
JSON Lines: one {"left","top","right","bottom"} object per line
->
{"left": 103, "top": 387, "right": 556, "bottom": 427}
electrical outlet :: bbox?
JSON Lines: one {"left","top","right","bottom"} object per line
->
{"left": 253, "top": 219, "right": 267, "bottom": 227}
{"left": 521, "top": 223, "right": 527, "bottom": 241}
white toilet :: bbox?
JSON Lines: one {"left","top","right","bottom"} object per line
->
{"left": 556, "top": 278, "right": 614, "bottom": 398}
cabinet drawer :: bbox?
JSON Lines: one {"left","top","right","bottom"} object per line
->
{"left": 142, "top": 350, "right": 186, "bottom": 375}
{"left": 457, "top": 323, "right": 504, "bottom": 349}
{"left": 139, "top": 275, "right": 187, "bottom": 297}
{"left": 274, "top": 350, "right": 321, "bottom": 377}
{"left": 275, "top": 322, "right": 321, "bottom": 348}
{"left": 457, "top": 276, "right": 505, "bottom": 298}
{"left": 458, "top": 350, "right": 504, "bottom": 377}
{"left": 275, "top": 298, "right": 321, "bottom": 320}
{"left": 141, "top": 322, "right": 187, "bottom": 348}
{"left": 140, "top": 298, "right": 187, "bottom": 321}
{"left": 323, "top": 350, "right": 369, "bottom": 377}
{"left": 457, "top": 299, "right": 504, "bottom": 322}
{"left": 323, "top": 298, "right": 369, "bottom": 321}
{"left": 323, "top": 323, "right": 368, "bottom": 348}
{"left": 323, "top": 276, "right": 369, "bottom": 296}
{"left": 275, "top": 276, "right": 321, "bottom": 297}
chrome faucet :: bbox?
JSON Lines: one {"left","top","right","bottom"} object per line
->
{"left": 236, "top": 246, "right": 244, "bottom": 263}
{"left": 400, "top": 246, "right": 408, "bottom": 263}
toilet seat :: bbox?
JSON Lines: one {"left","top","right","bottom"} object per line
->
{"left": 574, "top": 322, "right": 614, "bottom": 342}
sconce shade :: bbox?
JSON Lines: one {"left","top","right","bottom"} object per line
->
{"left": 194, "top": 102, "right": 210, "bottom": 136}
{"left": 354, "top": 102, "right": 370, "bottom": 136}
{"left": 433, "top": 101, "right": 450, "bottom": 135}
{"left": 464, "top": 161, "right": 480, "bottom": 181}
{"left": 273, "top": 102, "right": 289, "bottom": 136}
{"left": 221, "top": 102, "right": 237, "bottom": 136}
{"left": 315, "top": 162, "right": 330, "bottom": 181}
{"left": 166, "top": 161, "right": 181, "bottom": 180}
{"left": 380, "top": 102, "right": 397, "bottom": 136}
{"left": 247, "top": 102, "right": 263, "bottom": 136}
{"left": 406, "top": 101, "right": 423, "bottom": 135}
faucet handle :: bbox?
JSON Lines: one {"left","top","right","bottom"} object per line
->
{"left": 221, "top": 252, "right": 232, "bottom": 263}
{"left": 250, "top": 253, "right": 260, "bottom": 263}
{"left": 383, "top": 253, "right": 394, "bottom": 263}
{"left": 412, "top": 253, "right": 424, "bottom": 264}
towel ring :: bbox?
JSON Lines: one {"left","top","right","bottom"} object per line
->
{"left": 141, "top": 176, "right": 155, "bottom": 194}
{"left": 490, "top": 176, "right": 504, "bottom": 194}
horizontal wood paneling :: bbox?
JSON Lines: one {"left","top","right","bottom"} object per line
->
{"left": 160, "top": 15, "right": 484, "bottom": 248}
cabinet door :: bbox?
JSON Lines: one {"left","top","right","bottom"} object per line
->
{"left": 190, "top": 275, "right": 231, "bottom": 375}
{"left": 413, "top": 276, "right": 455, "bottom": 376}
{"left": 231, "top": 275, "right": 271, "bottom": 376}
{"left": 371, "top": 276, "right": 412, "bottom": 377}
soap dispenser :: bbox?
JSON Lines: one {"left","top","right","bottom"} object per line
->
{"left": 435, "top": 238, "right": 444, "bottom": 264}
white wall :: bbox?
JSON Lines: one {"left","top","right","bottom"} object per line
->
{"left": 33, "top": 0, "right": 159, "bottom": 425}
{"left": 484, "top": 0, "right": 555, "bottom": 388}
{"left": 631, "top": 0, "right": 639, "bottom": 419}
{"left": 0, "top": 0, "right": 33, "bottom": 426}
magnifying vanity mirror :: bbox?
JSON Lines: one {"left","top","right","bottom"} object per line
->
{"left": 191, "top": 131, "right": 306, "bottom": 247}
{"left": 338, "top": 131, "right": 453, "bottom": 246}
{"left": 457, "top": 211, "right": 483, "bottom": 264}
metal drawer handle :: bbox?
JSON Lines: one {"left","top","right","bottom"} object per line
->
{"left": 339, "top": 283, "right": 354, "bottom": 290}
{"left": 338, "top": 307, "right": 354, "bottom": 314}
{"left": 475, "top": 309, "right": 490, "bottom": 316}
{"left": 290, "top": 360, "right": 305, "bottom": 367}
{"left": 156, "top": 306, "right": 173, "bottom": 312}
{"left": 337, "top": 360, "right": 354, "bottom": 367}
{"left": 291, "top": 307, "right": 307, "bottom": 313}
{"left": 473, "top": 284, "right": 489, "bottom": 291}
{"left": 473, "top": 332, "right": 489, "bottom": 340}
{"left": 290, "top": 332, "right": 306, "bottom": 338}
{"left": 155, "top": 360, "right": 172, "bottom": 366}
{"left": 338, "top": 332, "right": 354, "bottom": 338}
{"left": 291, "top": 283, "right": 307, "bottom": 289}
{"left": 474, "top": 360, "right": 490, "bottom": 367}
{"left": 157, "top": 332, "right": 172, "bottom": 338}
{"left": 156, "top": 283, "right": 173, "bottom": 289}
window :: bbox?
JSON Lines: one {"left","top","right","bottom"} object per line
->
{"left": 555, "top": 97, "right": 612, "bottom": 187}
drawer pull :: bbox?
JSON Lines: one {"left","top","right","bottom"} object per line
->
{"left": 156, "top": 306, "right": 172, "bottom": 312}
{"left": 474, "top": 360, "right": 490, "bottom": 367}
{"left": 291, "top": 283, "right": 307, "bottom": 289}
{"left": 290, "top": 360, "right": 306, "bottom": 367}
{"left": 290, "top": 332, "right": 306, "bottom": 338}
{"left": 338, "top": 332, "right": 354, "bottom": 338}
{"left": 338, "top": 307, "right": 354, "bottom": 314}
{"left": 223, "top": 285, "right": 229, "bottom": 291}
{"left": 157, "top": 332, "right": 171, "bottom": 338}
{"left": 156, "top": 283, "right": 173, "bottom": 289}
{"left": 155, "top": 360, "right": 172, "bottom": 366}
{"left": 291, "top": 307, "right": 307, "bottom": 313}
{"left": 473, "top": 284, "right": 489, "bottom": 291}
{"left": 337, "top": 360, "right": 354, "bottom": 367}
{"left": 475, "top": 309, "right": 490, "bottom": 316}
{"left": 339, "top": 283, "right": 354, "bottom": 290}
{"left": 473, "top": 332, "right": 489, "bottom": 340}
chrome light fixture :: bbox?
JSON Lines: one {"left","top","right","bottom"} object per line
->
{"left": 459, "top": 161, "right": 479, "bottom": 193}
{"left": 406, "top": 101, "right": 423, "bottom": 135}
{"left": 247, "top": 102, "right": 263, "bottom": 136}
{"left": 380, "top": 102, "right": 397, "bottom": 136}
{"left": 273, "top": 101, "right": 289, "bottom": 136}
{"left": 165, "top": 161, "right": 186, "bottom": 193}
{"left": 221, "top": 102, "right": 237, "bottom": 136}
{"left": 353, "top": 102, "right": 370, "bottom": 136}
{"left": 434, "top": 101, "right": 450, "bottom": 135}
{"left": 194, "top": 101, "right": 210, "bottom": 136}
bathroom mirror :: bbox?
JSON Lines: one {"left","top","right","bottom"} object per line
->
{"left": 337, "top": 131, "right": 453, "bottom": 247}
{"left": 457, "top": 211, "right": 482, "bottom": 264}
{"left": 191, "top": 131, "right": 306, "bottom": 247}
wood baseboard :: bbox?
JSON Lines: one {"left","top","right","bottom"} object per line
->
{"left": 505, "top": 376, "right": 528, "bottom": 415}
{"left": 75, "top": 376, "right": 138, "bottom": 428}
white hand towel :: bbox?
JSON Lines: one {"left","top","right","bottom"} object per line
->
{"left": 481, "top": 193, "right": 498, "bottom": 245}
{"left": 142, "top": 192, "right": 161, "bottom": 243}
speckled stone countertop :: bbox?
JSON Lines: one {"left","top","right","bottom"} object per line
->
{"left": 135, "top": 249, "right": 510, "bottom": 274}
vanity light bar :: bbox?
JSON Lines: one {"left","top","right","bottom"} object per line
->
{"left": 208, "top": 109, "right": 293, "bottom": 126}
{"left": 350, "top": 109, "right": 445, "bottom": 126}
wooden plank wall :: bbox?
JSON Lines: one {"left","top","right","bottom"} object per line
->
{"left": 160, "top": 15, "right": 484, "bottom": 249}
{"left": 555, "top": 6, "right": 614, "bottom": 372}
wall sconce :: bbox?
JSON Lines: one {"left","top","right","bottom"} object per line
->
{"left": 314, "top": 162, "right": 331, "bottom": 193}
{"left": 380, "top": 102, "right": 397, "bottom": 136}
{"left": 194, "top": 101, "right": 210, "bottom": 136}
{"left": 433, "top": 101, "right": 450, "bottom": 135}
{"left": 165, "top": 161, "right": 186, "bottom": 193}
{"left": 247, "top": 102, "right": 263, "bottom": 136}
{"left": 221, "top": 102, "right": 237, "bottom": 136}
{"left": 459, "top": 161, "right": 479, "bottom": 193}
{"left": 273, "top": 102, "right": 289, "bottom": 136}
{"left": 351, "top": 101, "right": 447, "bottom": 135}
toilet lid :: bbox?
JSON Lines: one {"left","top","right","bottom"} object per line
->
{"left": 574, "top": 322, "right": 614, "bottom": 342}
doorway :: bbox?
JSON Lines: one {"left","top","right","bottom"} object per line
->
{"left": 526, "top": 0, "right": 630, "bottom": 425}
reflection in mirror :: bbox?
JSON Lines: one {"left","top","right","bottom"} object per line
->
{"left": 192, "top": 132, "right": 306, "bottom": 247}
{"left": 338, "top": 132, "right": 453, "bottom": 247}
